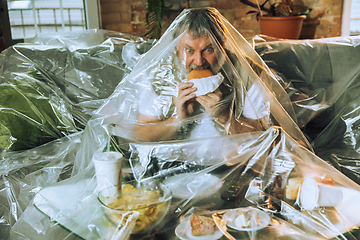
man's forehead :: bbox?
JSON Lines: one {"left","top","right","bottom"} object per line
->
{"left": 177, "top": 32, "right": 212, "bottom": 48}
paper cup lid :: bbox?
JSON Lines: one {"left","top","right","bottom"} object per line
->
{"left": 299, "top": 178, "right": 319, "bottom": 210}
{"left": 92, "top": 151, "right": 123, "bottom": 162}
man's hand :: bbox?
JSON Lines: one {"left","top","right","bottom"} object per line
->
{"left": 175, "top": 82, "right": 197, "bottom": 119}
{"left": 196, "top": 88, "right": 222, "bottom": 114}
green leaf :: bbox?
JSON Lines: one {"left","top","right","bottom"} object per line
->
{"left": 301, "top": 8, "right": 312, "bottom": 15}
{"left": 144, "top": 0, "right": 171, "bottom": 39}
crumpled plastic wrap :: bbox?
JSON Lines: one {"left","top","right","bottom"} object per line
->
{"left": 0, "top": 29, "right": 154, "bottom": 152}
{"left": 1, "top": 7, "right": 360, "bottom": 240}
{"left": 252, "top": 35, "right": 360, "bottom": 185}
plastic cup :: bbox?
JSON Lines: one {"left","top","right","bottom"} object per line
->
{"left": 92, "top": 151, "right": 123, "bottom": 195}
{"left": 299, "top": 178, "right": 343, "bottom": 210}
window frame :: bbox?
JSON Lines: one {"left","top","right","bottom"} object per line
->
{"left": 1, "top": 0, "right": 101, "bottom": 48}
{"left": 84, "top": 0, "right": 101, "bottom": 29}
{"left": 342, "top": 0, "right": 351, "bottom": 36}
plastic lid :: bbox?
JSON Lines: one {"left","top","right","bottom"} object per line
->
{"left": 299, "top": 178, "right": 319, "bottom": 210}
{"left": 92, "top": 151, "right": 123, "bottom": 162}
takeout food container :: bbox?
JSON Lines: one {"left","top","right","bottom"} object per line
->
{"left": 97, "top": 179, "right": 172, "bottom": 234}
{"left": 223, "top": 206, "right": 271, "bottom": 231}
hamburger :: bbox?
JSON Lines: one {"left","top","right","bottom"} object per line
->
{"left": 187, "top": 69, "right": 213, "bottom": 81}
{"left": 186, "top": 69, "right": 224, "bottom": 96}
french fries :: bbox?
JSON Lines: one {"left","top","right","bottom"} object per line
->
{"left": 106, "top": 184, "right": 168, "bottom": 233}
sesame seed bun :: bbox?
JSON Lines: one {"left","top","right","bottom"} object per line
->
{"left": 187, "top": 69, "right": 213, "bottom": 81}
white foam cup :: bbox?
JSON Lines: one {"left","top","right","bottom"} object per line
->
{"left": 92, "top": 151, "right": 122, "bottom": 195}
{"left": 299, "top": 178, "right": 343, "bottom": 210}
{"left": 317, "top": 183, "right": 343, "bottom": 208}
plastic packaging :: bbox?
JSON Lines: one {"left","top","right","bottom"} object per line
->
{"left": 1, "top": 7, "right": 360, "bottom": 240}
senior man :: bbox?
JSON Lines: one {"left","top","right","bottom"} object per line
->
{"left": 135, "top": 8, "right": 270, "bottom": 142}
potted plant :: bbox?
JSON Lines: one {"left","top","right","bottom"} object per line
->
{"left": 240, "top": 0, "right": 312, "bottom": 39}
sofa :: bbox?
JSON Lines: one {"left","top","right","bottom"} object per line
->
{"left": 1, "top": 30, "right": 360, "bottom": 239}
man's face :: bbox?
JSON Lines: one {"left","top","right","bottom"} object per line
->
{"left": 176, "top": 32, "right": 220, "bottom": 75}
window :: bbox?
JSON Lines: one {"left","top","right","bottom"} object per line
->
{"left": 342, "top": 0, "right": 360, "bottom": 36}
{"left": 350, "top": 0, "right": 360, "bottom": 35}
{"left": 7, "top": 0, "right": 100, "bottom": 40}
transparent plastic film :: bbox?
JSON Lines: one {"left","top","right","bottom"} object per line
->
{"left": 253, "top": 35, "right": 360, "bottom": 147}
{"left": 248, "top": 34, "right": 360, "bottom": 188}
{"left": 94, "top": 8, "right": 310, "bottom": 148}
{"left": 0, "top": 29, "right": 152, "bottom": 239}
{"left": 172, "top": 127, "right": 360, "bottom": 240}
{"left": 1, "top": 6, "right": 360, "bottom": 240}
{"left": 0, "top": 29, "right": 154, "bottom": 153}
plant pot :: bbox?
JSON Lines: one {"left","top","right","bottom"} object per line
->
{"left": 258, "top": 15, "right": 306, "bottom": 39}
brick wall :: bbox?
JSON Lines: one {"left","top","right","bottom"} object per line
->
{"left": 99, "top": 0, "right": 343, "bottom": 39}
{"left": 100, "top": 0, "right": 147, "bottom": 36}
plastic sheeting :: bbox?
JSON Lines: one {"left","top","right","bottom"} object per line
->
{"left": 1, "top": 7, "right": 360, "bottom": 240}
{"left": 0, "top": 29, "right": 155, "bottom": 152}
{"left": 252, "top": 35, "right": 360, "bottom": 185}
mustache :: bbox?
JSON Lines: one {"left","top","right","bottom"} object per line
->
{"left": 189, "top": 61, "right": 212, "bottom": 72}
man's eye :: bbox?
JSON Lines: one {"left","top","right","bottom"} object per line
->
{"left": 205, "top": 48, "right": 213, "bottom": 53}
{"left": 186, "top": 49, "right": 193, "bottom": 53}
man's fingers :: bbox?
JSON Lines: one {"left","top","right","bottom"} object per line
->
{"left": 195, "top": 97, "right": 206, "bottom": 106}
{"left": 208, "top": 88, "right": 222, "bottom": 100}
{"left": 180, "top": 93, "right": 196, "bottom": 104}
{"left": 185, "top": 101, "right": 195, "bottom": 115}
{"left": 178, "top": 82, "right": 197, "bottom": 99}
{"left": 178, "top": 88, "right": 197, "bottom": 99}
{"left": 197, "top": 92, "right": 221, "bottom": 103}
{"left": 196, "top": 89, "right": 222, "bottom": 112}
{"left": 178, "top": 82, "right": 194, "bottom": 90}
{"left": 174, "top": 82, "right": 198, "bottom": 119}
{"left": 208, "top": 92, "right": 221, "bottom": 102}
